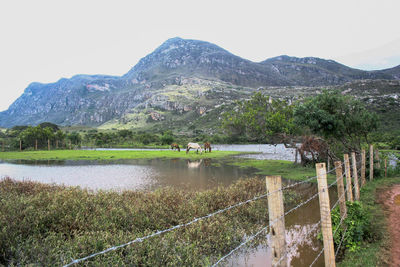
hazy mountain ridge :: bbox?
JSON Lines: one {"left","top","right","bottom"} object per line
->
{"left": 0, "top": 37, "right": 399, "bottom": 128}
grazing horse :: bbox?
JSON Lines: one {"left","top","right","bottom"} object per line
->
{"left": 171, "top": 143, "right": 180, "bottom": 152}
{"left": 204, "top": 142, "right": 211, "bottom": 153}
{"left": 186, "top": 142, "right": 203, "bottom": 154}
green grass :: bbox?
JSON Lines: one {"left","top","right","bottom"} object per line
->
{"left": 230, "top": 159, "right": 338, "bottom": 183}
{"left": 337, "top": 176, "right": 400, "bottom": 267}
{"left": 0, "top": 150, "right": 241, "bottom": 161}
{"left": 0, "top": 177, "right": 299, "bottom": 266}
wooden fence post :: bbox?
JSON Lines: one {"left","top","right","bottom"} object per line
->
{"left": 266, "top": 176, "right": 287, "bottom": 267}
{"left": 344, "top": 154, "right": 353, "bottom": 202}
{"left": 35, "top": 139, "right": 38, "bottom": 150}
{"left": 385, "top": 159, "right": 387, "bottom": 177}
{"left": 20, "top": 140, "right": 22, "bottom": 151}
{"left": 2, "top": 140, "right": 4, "bottom": 152}
{"left": 375, "top": 149, "right": 380, "bottom": 169}
{"left": 334, "top": 161, "right": 347, "bottom": 219}
{"left": 56, "top": 140, "right": 59, "bottom": 149}
{"left": 48, "top": 139, "right": 50, "bottom": 151}
{"left": 361, "top": 150, "right": 366, "bottom": 187}
{"left": 351, "top": 152, "right": 360, "bottom": 201}
{"left": 69, "top": 141, "right": 72, "bottom": 150}
{"left": 369, "top": 145, "right": 374, "bottom": 181}
{"left": 316, "top": 163, "right": 336, "bottom": 267}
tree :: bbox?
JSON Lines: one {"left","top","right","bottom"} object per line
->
{"left": 294, "top": 90, "right": 378, "bottom": 156}
{"left": 67, "top": 132, "right": 82, "bottom": 145}
{"left": 160, "top": 130, "right": 174, "bottom": 145}
{"left": 222, "top": 92, "right": 297, "bottom": 145}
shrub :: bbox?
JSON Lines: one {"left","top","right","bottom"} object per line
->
{"left": 331, "top": 201, "right": 371, "bottom": 257}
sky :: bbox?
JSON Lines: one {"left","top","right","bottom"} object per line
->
{"left": 0, "top": 0, "right": 400, "bottom": 111}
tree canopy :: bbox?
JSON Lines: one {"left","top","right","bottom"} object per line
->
{"left": 294, "top": 90, "right": 378, "bottom": 153}
{"left": 222, "top": 92, "right": 297, "bottom": 144}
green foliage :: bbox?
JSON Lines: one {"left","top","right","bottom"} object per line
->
{"left": 294, "top": 90, "right": 378, "bottom": 153}
{"left": 66, "top": 132, "right": 82, "bottom": 145}
{"left": 0, "top": 178, "right": 300, "bottom": 266}
{"left": 38, "top": 122, "right": 60, "bottom": 132}
{"left": 331, "top": 202, "right": 371, "bottom": 256}
{"left": 160, "top": 131, "right": 174, "bottom": 145}
{"left": 222, "top": 92, "right": 296, "bottom": 144}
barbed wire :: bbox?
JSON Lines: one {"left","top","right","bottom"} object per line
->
{"left": 210, "top": 225, "right": 269, "bottom": 267}
{"left": 309, "top": 247, "right": 324, "bottom": 267}
{"left": 63, "top": 162, "right": 345, "bottom": 266}
{"left": 213, "top": 184, "right": 323, "bottom": 266}
{"left": 335, "top": 226, "right": 348, "bottom": 257}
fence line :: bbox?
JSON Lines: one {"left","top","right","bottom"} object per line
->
{"left": 64, "top": 168, "right": 343, "bottom": 267}
{"left": 210, "top": 225, "right": 269, "bottom": 267}
{"left": 214, "top": 169, "right": 345, "bottom": 266}
{"left": 62, "top": 155, "right": 367, "bottom": 267}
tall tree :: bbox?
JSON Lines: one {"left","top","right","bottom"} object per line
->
{"left": 222, "top": 92, "right": 297, "bottom": 145}
{"left": 294, "top": 90, "right": 378, "bottom": 156}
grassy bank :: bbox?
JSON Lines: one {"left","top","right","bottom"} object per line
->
{"left": 0, "top": 177, "right": 299, "bottom": 266}
{"left": 0, "top": 150, "right": 241, "bottom": 161}
{"left": 231, "top": 159, "right": 338, "bottom": 183}
{"left": 337, "top": 176, "right": 400, "bottom": 267}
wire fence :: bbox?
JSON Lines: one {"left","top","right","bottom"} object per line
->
{"left": 62, "top": 155, "right": 371, "bottom": 267}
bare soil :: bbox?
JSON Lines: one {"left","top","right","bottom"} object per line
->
{"left": 380, "top": 185, "right": 400, "bottom": 267}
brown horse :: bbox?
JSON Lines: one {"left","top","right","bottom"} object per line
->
{"left": 171, "top": 143, "right": 180, "bottom": 152}
{"left": 204, "top": 142, "right": 211, "bottom": 153}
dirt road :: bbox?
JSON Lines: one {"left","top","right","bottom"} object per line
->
{"left": 380, "top": 185, "right": 400, "bottom": 267}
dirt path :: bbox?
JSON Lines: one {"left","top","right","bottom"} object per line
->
{"left": 380, "top": 184, "right": 400, "bottom": 267}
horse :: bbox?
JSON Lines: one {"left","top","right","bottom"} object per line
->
{"left": 186, "top": 142, "right": 203, "bottom": 154}
{"left": 171, "top": 143, "right": 180, "bottom": 152}
{"left": 204, "top": 142, "right": 211, "bottom": 153}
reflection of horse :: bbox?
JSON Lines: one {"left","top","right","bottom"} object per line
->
{"left": 204, "top": 142, "right": 211, "bottom": 153}
{"left": 186, "top": 142, "right": 203, "bottom": 154}
{"left": 187, "top": 159, "right": 203, "bottom": 168}
{"left": 171, "top": 143, "right": 180, "bottom": 152}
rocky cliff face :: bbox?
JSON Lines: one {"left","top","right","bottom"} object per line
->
{"left": 0, "top": 37, "right": 399, "bottom": 128}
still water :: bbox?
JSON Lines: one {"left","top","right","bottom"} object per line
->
{"left": 0, "top": 158, "right": 255, "bottom": 191}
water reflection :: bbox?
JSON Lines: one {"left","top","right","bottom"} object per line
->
{"left": 187, "top": 159, "right": 203, "bottom": 168}
{"left": 0, "top": 158, "right": 255, "bottom": 191}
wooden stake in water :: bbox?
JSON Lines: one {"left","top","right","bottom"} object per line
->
{"left": 316, "top": 163, "right": 336, "bottom": 267}
{"left": 266, "top": 176, "right": 287, "bottom": 267}
{"left": 369, "top": 145, "right": 374, "bottom": 181}
{"left": 351, "top": 152, "right": 360, "bottom": 201}
{"left": 334, "top": 161, "right": 347, "bottom": 219}
{"left": 361, "top": 149, "right": 366, "bottom": 187}
{"left": 344, "top": 154, "right": 353, "bottom": 202}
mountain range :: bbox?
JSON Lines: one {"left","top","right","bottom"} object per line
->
{"left": 0, "top": 37, "right": 399, "bottom": 130}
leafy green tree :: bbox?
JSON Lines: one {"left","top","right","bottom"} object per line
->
{"left": 160, "top": 131, "right": 174, "bottom": 145}
{"left": 222, "top": 92, "right": 297, "bottom": 145}
{"left": 55, "top": 130, "right": 66, "bottom": 147}
{"left": 67, "top": 132, "right": 82, "bottom": 145}
{"left": 294, "top": 90, "right": 378, "bottom": 155}
{"left": 39, "top": 122, "right": 60, "bottom": 132}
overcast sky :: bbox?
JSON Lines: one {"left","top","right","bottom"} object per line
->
{"left": 0, "top": 0, "right": 399, "bottom": 111}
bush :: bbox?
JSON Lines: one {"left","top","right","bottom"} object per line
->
{"left": 331, "top": 201, "right": 371, "bottom": 256}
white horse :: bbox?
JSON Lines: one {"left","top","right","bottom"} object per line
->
{"left": 186, "top": 142, "right": 203, "bottom": 154}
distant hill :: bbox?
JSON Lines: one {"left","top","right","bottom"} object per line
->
{"left": 0, "top": 37, "right": 399, "bottom": 129}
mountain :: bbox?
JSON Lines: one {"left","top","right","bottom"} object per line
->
{"left": 0, "top": 37, "right": 399, "bottom": 129}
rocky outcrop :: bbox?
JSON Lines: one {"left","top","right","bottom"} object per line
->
{"left": 0, "top": 37, "right": 399, "bottom": 128}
